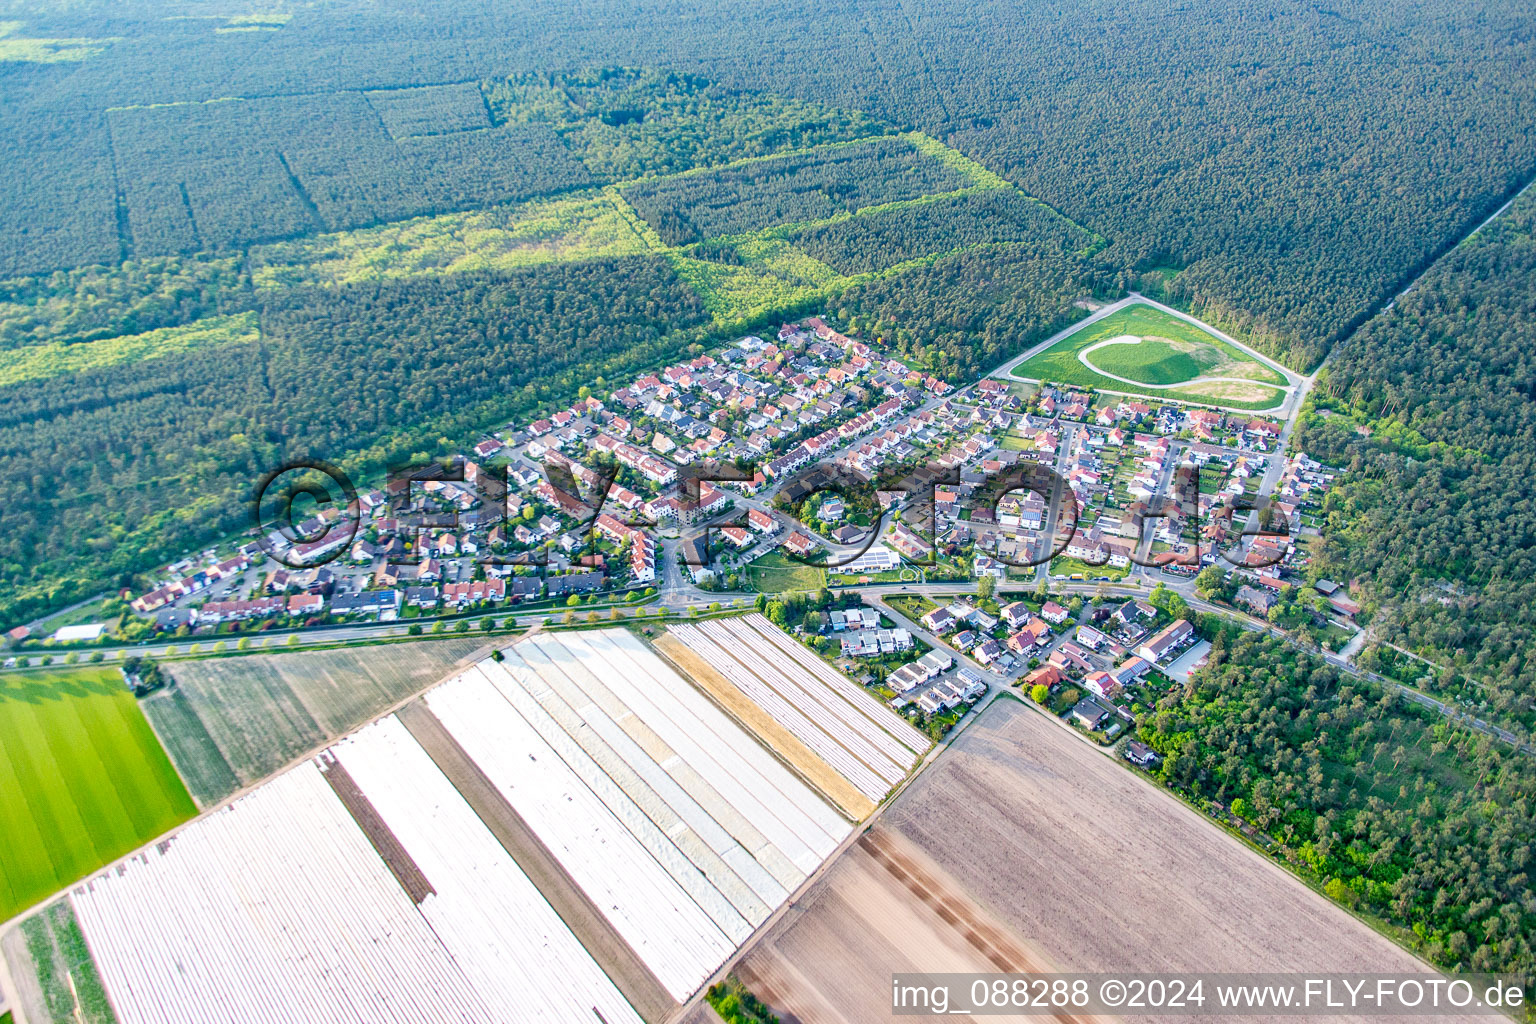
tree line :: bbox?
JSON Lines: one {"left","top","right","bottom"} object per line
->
{"left": 1142, "top": 631, "right": 1536, "bottom": 987}
{"left": 1297, "top": 191, "right": 1536, "bottom": 739}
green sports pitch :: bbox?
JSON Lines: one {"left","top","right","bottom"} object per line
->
{"left": 0, "top": 669, "right": 195, "bottom": 922}
{"left": 1010, "top": 302, "right": 1289, "bottom": 410}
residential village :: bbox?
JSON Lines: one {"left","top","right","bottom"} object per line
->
{"left": 6, "top": 313, "right": 1353, "bottom": 750}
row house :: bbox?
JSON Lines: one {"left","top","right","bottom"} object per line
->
{"left": 748, "top": 507, "right": 780, "bottom": 534}
{"left": 591, "top": 433, "right": 679, "bottom": 485}
{"left": 441, "top": 579, "right": 507, "bottom": 607}
{"left": 198, "top": 596, "right": 285, "bottom": 623}
{"left": 131, "top": 552, "right": 254, "bottom": 613}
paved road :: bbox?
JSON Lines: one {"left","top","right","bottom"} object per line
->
{"left": 1035, "top": 422, "right": 1080, "bottom": 585}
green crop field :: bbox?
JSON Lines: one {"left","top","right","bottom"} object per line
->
{"left": 0, "top": 669, "right": 195, "bottom": 923}
{"left": 12, "top": 901, "right": 116, "bottom": 1024}
{"left": 1012, "top": 303, "right": 1289, "bottom": 410}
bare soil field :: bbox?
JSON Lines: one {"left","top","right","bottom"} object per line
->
{"left": 734, "top": 829, "right": 1102, "bottom": 1024}
{"left": 728, "top": 699, "right": 1478, "bottom": 1024}
{"left": 144, "top": 638, "right": 484, "bottom": 805}
{"left": 880, "top": 699, "right": 1478, "bottom": 1021}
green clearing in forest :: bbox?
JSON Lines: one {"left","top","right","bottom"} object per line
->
{"left": 0, "top": 313, "right": 259, "bottom": 387}
{"left": 1013, "top": 303, "right": 1288, "bottom": 410}
{"left": 248, "top": 129, "right": 1070, "bottom": 331}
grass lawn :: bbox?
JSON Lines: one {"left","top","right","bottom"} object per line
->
{"left": 1013, "top": 303, "right": 1287, "bottom": 410}
{"left": 885, "top": 594, "right": 940, "bottom": 623}
{"left": 28, "top": 596, "right": 118, "bottom": 636}
{"left": 0, "top": 669, "right": 196, "bottom": 923}
{"left": 1050, "top": 555, "right": 1130, "bottom": 581}
{"left": 744, "top": 550, "right": 826, "bottom": 593}
{"left": 998, "top": 433, "right": 1030, "bottom": 451}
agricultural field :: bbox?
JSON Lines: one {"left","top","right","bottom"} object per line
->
{"left": 143, "top": 638, "right": 483, "bottom": 805}
{"left": 0, "top": 669, "right": 195, "bottom": 924}
{"left": 742, "top": 550, "right": 826, "bottom": 593}
{"left": 2, "top": 902, "right": 115, "bottom": 1024}
{"left": 884, "top": 700, "right": 1457, "bottom": 1000}
{"left": 66, "top": 722, "right": 645, "bottom": 1024}
{"left": 667, "top": 615, "right": 928, "bottom": 804}
{"left": 46, "top": 625, "right": 877, "bottom": 1022}
{"left": 1012, "top": 302, "right": 1292, "bottom": 410}
{"left": 734, "top": 827, "right": 1053, "bottom": 1024}
{"left": 424, "top": 628, "right": 854, "bottom": 1000}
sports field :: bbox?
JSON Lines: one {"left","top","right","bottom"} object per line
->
{"left": 1012, "top": 302, "right": 1289, "bottom": 410}
{"left": 0, "top": 669, "right": 195, "bottom": 923}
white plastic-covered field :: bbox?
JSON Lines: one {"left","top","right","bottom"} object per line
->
{"left": 668, "top": 614, "right": 927, "bottom": 800}
{"left": 69, "top": 717, "right": 642, "bottom": 1024}
{"left": 66, "top": 623, "right": 873, "bottom": 1022}
{"left": 424, "top": 628, "right": 852, "bottom": 999}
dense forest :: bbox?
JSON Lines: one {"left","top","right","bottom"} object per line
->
{"left": 824, "top": 246, "right": 1106, "bottom": 380}
{"left": 1296, "top": 191, "right": 1536, "bottom": 739}
{"left": 109, "top": 95, "right": 592, "bottom": 257}
{"left": 620, "top": 136, "right": 971, "bottom": 246}
{"left": 0, "top": 255, "right": 247, "bottom": 349}
{"left": 0, "top": 0, "right": 1533, "bottom": 637}
{"left": 788, "top": 189, "right": 1094, "bottom": 275}
{"left": 0, "top": 257, "right": 708, "bottom": 626}
{"left": 484, "top": 67, "right": 886, "bottom": 182}
{"left": 1142, "top": 632, "right": 1536, "bottom": 985}
{"left": 0, "top": 64, "right": 1105, "bottom": 627}
{"left": 5, "top": 0, "right": 1530, "bottom": 363}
